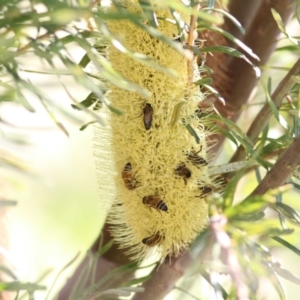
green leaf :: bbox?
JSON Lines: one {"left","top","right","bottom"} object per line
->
{"left": 45, "top": 253, "right": 80, "bottom": 300}
{"left": 0, "top": 200, "right": 17, "bottom": 208}
{"left": 269, "top": 203, "right": 300, "bottom": 226}
{"left": 200, "top": 270, "right": 228, "bottom": 299}
{"left": 78, "top": 52, "right": 91, "bottom": 69}
{"left": 210, "top": 113, "right": 269, "bottom": 169}
{"left": 0, "top": 281, "right": 46, "bottom": 292}
{"left": 194, "top": 78, "right": 213, "bottom": 86}
{"left": 123, "top": 275, "right": 151, "bottom": 286}
{"left": 164, "top": 0, "right": 222, "bottom": 25}
{"left": 231, "top": 211, "right": 265, "bottom": 222}
{"left": 271, "top": 8, "right": 300, "bottom": 46}
{"left": 231, "top": 221, "right": 293, "bottom": 237}
{"left": 80, "top": 121, "right": 97, "bottom": 131}
{"left": 201, "top": 83, "right": 225, "bottom": 104}
{"left": 225, "top": 195, "right": 269, "bottom": 219}
{"left": 200, "top": 46, "right": 260, "bottom": 78}
{"left": 71, "top": 92, "right": 99, "bottom": 111}
{"left": 97, "top": 19, "right": 179, "bottom": 77}
{"left": 274, "top": 265, "right": 300, "bottom": 285}
{"left": 72, "top": 34, "right": 151, "bottom": 99}
{"left": 138, "top": 0, "right": 158, "bottom": 28}
{"left": 272, "top": 236, "right": 300, "bottom": 257}
{"left": 223, "top": 120, "right": 269, "bottom": 169}
{"left": 37, "top": 96, "right": 69, "bottom": 137}
{"left": 185, "top": 124, "right": 200, "bottom": 144}
{"left": 276, "top": 45, "right": 300, "bottom": 52}
{"left": 98, "top": 239, "right": 114, "bottom": 256}
{"left": 208, "top": 160, "right": 253, "bottom": 176}
{"left": 262, "top": 81, "right": 290, "bottom": 132}
{"left": 94, "top": 261, "right": 139, "bottom": 291}
{"left": 259, "top": 139, "right": 288, "bottom": 157}
{"left": 0, "top": 266, "right": 17, "bottom": 280}
{"left": 202, "top": 8, "right": 245, "bottom": 34}
{"left": 170, "top": 101, "right": 185, "bottom": 127}
{"left": 197, "top": 25, "right": 260, "bottom": 61}
{"left": 265, "top": 265, "right": 286, "bottom": 300}
{"left": 107, "top": 104, "right": 123, "bottom": 115}
{"left": 222, "top": 169, "right": 245, "bottom": 209}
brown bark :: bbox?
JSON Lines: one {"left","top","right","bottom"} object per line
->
{"left": 250, "top": 134, "right": 300, "bottom": 197}
{"left": 132, "top": 251, "right": 191, "bottom": 300}
{"left": 224, "top": 0, "right": 261, "bottom": 43}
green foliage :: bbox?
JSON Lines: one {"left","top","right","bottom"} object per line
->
{"left": 1, "top": 0, "right": 300, "bottom": 300}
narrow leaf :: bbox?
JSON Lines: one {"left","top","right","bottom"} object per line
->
{"left": 0, "top": 282, "right": 46, "bottom": 292}
{"left": 185, "top": 124, "right": 200, "bottom": 144}
{"left": 274, "top": 265, "right": 300, "bottom": 285}
{"left": 98, "top": 239, "right": 114, "bottom": 256}
{"left": 202, "top": 8, "right": 245, "bottom": 34}
{"left": 0, "top": 200, "right": 17, "bottom": 208}
{"left": 123, "top": 275, "right": 151, "bottom": 286}
{"left": 271, "top": 8, "right": 300, "bottom": 46}
{"left": 272, "top": 236, "right": 300, "bottom": 257}
{"left": 225, "top": 195, "right": 270, "bottom": 219}
{"left": 138, "top": 0, "right": 158, "bottom": 28}
{"left": 201, "top": 46, "right": 260, "bottom": 78}
{"left": 78, "top": 52, "right": 91, "bottom": 69}
{"left": 262, "top": 82, "right": 290, "bottom": 132}
{"left": 222, "top": 169, "right": 245, "bottom": 209}
{"left": 80, "top": 121, "right": 97, "bottom": 131}
{"left": 198, "top": 25, "right": 260, "bottom": 61}
{"left": 264, "top": 263, "right": 286, "bottom": 300}
{"left": 270, "top": 203, "right": 300, "bottom": 226}
{"left": 45, "top": 253, "right": 80, "bottom": 300}
{"left": 171, "top": 101, "right": 185, "bottom": 127}
{"left": 71, "top": 92, "right": 98, "bottom": 110}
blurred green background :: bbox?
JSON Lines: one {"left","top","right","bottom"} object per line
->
{"left": 1, "top": 54, "right": 105, "bottom": 299}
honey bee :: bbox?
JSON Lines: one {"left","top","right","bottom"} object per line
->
{"left": 142, "top": 232, "right": 164, "bottom": 247}
{"left": 195, "top": 185, "right": 212, "bottom": 200}
{"left": 142, "top": 195, "right": 168, "bottom": 212}
{"left": 143, "top": 103, "right": 153, "bottom": 130}
{"left": 175, "top": 163, "right": 191, "bottom": 185}
{"left": 188, "top": 149, "right": 208, "bottom": 166}
{"left": 121, "top": 162, "right": 138, "bottom": 190}
{"left": 200, "top": 186, "right": 212, "bottom": 196}
{"left": 213, "top": 175, "right": 227, "bottom": 190}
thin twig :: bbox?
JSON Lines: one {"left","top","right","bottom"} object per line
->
{"left": 186, "top": 1, "right": 201, "bottom": 95}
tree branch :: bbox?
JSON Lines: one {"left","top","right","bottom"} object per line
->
{"left": 250, "top": 134, "right": 300, "bottom": 197}
{"left": 131, "top": 251, "right": 191, "bottom": 300}
{"left": 223, "top": 0, "right": 260, "bottom": 44}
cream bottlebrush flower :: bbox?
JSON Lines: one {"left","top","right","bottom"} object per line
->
{"left": 96, "top": 0, "right": 218, "bottom": 261}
